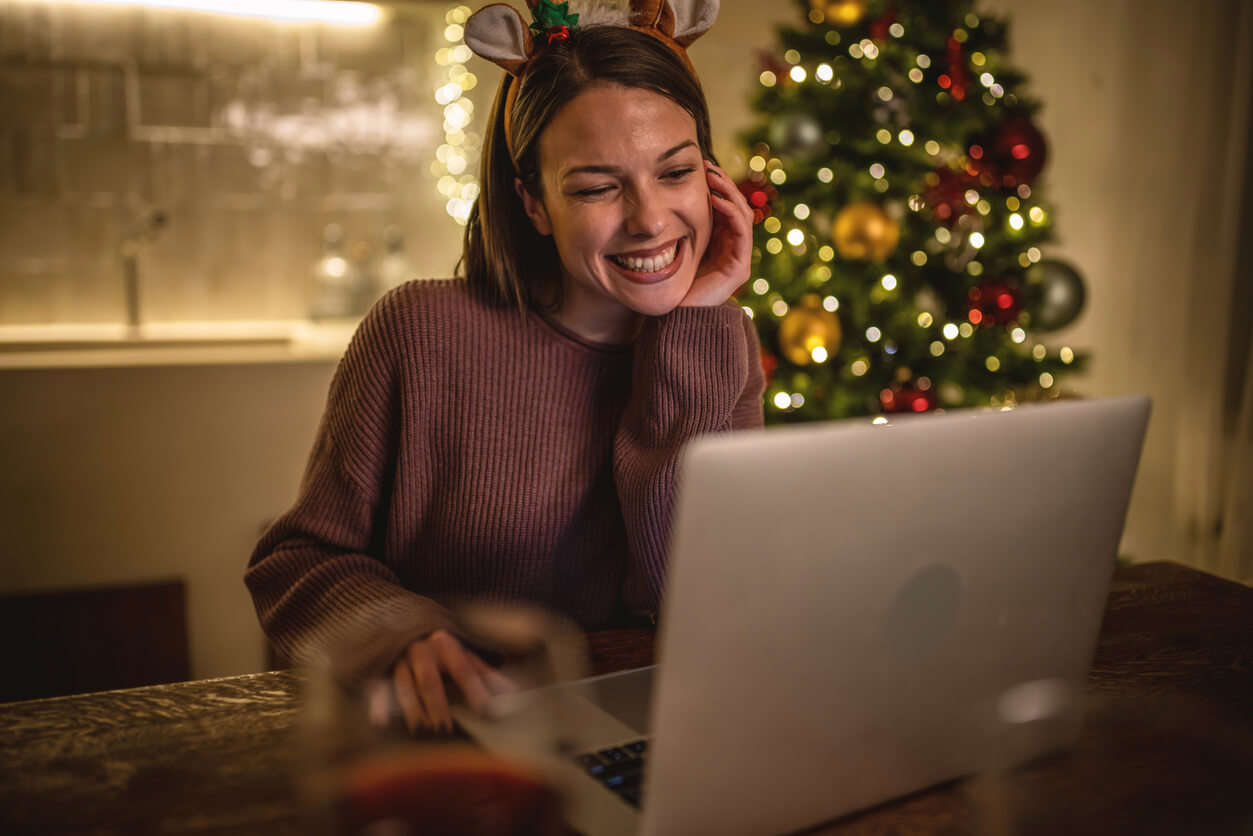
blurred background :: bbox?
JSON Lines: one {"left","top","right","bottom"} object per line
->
{"left": 0, "top": 0, "right": 1249, "bottom": 692}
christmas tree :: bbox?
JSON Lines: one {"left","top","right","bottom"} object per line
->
{"left": 736, "top": 0, "right": 1089, "bottom": 422}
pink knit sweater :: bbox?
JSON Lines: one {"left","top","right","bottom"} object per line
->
{"left": 246, "top": 279, "right": 764, "bottom": 680}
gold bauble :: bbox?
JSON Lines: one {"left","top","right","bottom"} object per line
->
{"left": 778, "top": 294, "right": 842, "bottom": 365}
{"left": 832, "top": 202, "right": 900, "bottom": 261}
{"left": 809, "top": 0, "right": 869, "bottom": 26}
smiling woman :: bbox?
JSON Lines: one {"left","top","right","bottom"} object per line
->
{"left": 245, "top": 0, "right": 764, "bottom": 735}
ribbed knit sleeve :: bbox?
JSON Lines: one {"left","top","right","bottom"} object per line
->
{"left": 613, "top": 303, "right": 766, "bottom": 612}
{"left": 244, "top": 292, "right": 455, "bottom": 684}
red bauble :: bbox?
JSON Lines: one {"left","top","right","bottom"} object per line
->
{"left": 925, "top": 167, "right": 975, "bottom": 226}
{"left": 967, "top": 278, "right": 1022, "bottom": 327}
{"left": 880, "top": 383, "right": 938, "bottom": 414}
{"left": 737, "top": 177, "right": 778, "bottom": 224}
{"left": 969, "top": 116, "right": 1048, "bottom": 188}
{"left": 760, "top": 349, "right": 779, "bottom": 386}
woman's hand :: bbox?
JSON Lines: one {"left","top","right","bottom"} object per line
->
{"left": 679, "top": 160, "right": 755, "bottom": 308}
{"left": 379, "top": 629, "right": 514, "bottom": 734}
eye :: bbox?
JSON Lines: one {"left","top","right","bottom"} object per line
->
{"left": 575, "top": 185, "right": 614, "bottom": 197}
{"left": 664, "top": 167, "right": 697, "bottom": 180}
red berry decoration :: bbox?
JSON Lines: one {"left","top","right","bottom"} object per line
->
{"left": 967, "top": 278, "right": 1022, "bottom": 327}
{"left": 969, "top": 116, "right": 1048, "bottom": 189}
{"left": 880, "top": 383, "right": 938, "bottom": 414}
{"left": 737, "top": 177, "right": 778, "bottom": 224}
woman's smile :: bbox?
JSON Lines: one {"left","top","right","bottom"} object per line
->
{"left": 606, "top": 237, "right": 685, "bottom": 283}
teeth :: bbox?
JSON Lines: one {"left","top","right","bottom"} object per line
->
{"left": 610, "top": 241, "right": 678, "bottom": 273}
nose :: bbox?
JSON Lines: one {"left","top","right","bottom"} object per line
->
{"left": 624, "top": 182, "right": 668, "bottom": 238}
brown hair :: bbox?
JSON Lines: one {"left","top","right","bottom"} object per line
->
{"left": 456, "top": 25, "right": 717, "bottom": 313}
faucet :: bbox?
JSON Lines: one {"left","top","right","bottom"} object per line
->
{"left": 119, "top": 208, "right": 168, "bottom": 335}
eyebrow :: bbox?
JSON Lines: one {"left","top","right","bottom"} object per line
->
{"left": 559, "top": 140, "right": 700, "bottom": 181}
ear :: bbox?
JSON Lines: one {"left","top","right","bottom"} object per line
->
{"left": 465, "top": 3, "right": 534, "bottom": 76}
{"left": 629, "top": 0, "right": 718, "bottom": 46}
{"left": 515, "top": 177, "right": 552, "bottom": 237}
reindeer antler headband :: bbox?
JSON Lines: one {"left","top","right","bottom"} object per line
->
{"left": 464, "top": 0, "right": 719, "bottom": 163}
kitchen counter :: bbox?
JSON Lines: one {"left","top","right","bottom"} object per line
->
{"left": 0, "top": 319, "right": 360, "bottom": 369}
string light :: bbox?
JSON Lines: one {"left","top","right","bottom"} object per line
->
{"left": 1032, "top": 344, "right": 1048, "bottom": 360}
{"left": 869, "top": 163, "right": 886, "bottom": 179}
{"left": 793, "top": 203, "right": 811, "bottom": 220}
{"left": 752, "top": 278, "right": 770, "bottom": 295}
{"left": 771, "top": 299, "right": 789, "bottom": 316}
{"left": 1060, "top": 346, "right": 1075, "bottom": 363}
{"left": 898, "top": 129, "right": 915, "bottom": 146}
{"left": 763, "top": 216, "right": 781, "bottom": 233}
{"left": 917, "top": 312, "right": 933, "bottom": 327}
{"left": 881, "top": 274, "right": 898, "bottom": 290}
{"left": 769, "top": 168, "right": 787, "bottom": 184}
{"left": 911, "top": 250, "right": 928, "bottom": 265}
{"left": 866, "top": 326, "right": 882, "bottom": 342}
{"left": 930, "top": 341, "right": 945, "bottom": 356}
{"left": 851, "top": 359, "right": 869, "bottom": 376}
{"left": 1009, "top": 213, "right": 1024, "bottom": 230}
{"left": 816, "top": 63, "right": 834, "bottom": 83}
{"left": 817, "top": 167, "right": 834, "bottom": 183}
{"left": 433, "top": 4, "right": 479, "bottom": 225}
{"left": 790, "top": 65, "right": 807, "bottom": 83}
{"left": 823, "top": 296, "right": 839, "bottom": 311}
{"left": 818, "top": 245, "right": 835, "bottom": 262}
{"left": 773, "top": 392, "right": 792, "bottom": 409}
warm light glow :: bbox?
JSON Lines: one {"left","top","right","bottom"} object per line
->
{"left": 943, "top": 322, "right": 960, "bottom": 339}
{"left": 924, "top": 140, "right": 940, "bottom": 155}
{"left": 772, "top": 299, "right": 789, "bottom": 316}
{"left": 877, "top": 86, "right": 894, "bottom": 102}
{"left": 816, "top": 63, "right": 834, "bottom": 83}
{"left": 1039, "top": 372, "right": 1055, "bottom": 388}
{"left": 866, "top": 326, "right": 882, "bottom": 343}
{"left": 911, "top": 250, "right": 928, "bottom": 266}
{"left": 869, "top": 163, "right": 886, "bottom": 179}
{"left": 1060, "top": 346, "right": 1075, "bottom": 364}
{"left": 969, "top": 232, "right": 985, "bottom": 248}
{"left": 759, "top": 71, "right": 777, "bottom": 87}
{"left": 752, "top": 278, "right": 770, "bottom": 295}
{"left": 1011, "top": 327, "right": 1026, "bottom": 343}
{"left": 986, "top": 356, "right": 1001, "bottom": 372}
{"left": 766, "top": 238, "right": 783, "bottom": 254}
{"left": 793, "top": 203, "right": 811, "bottom": 220}
{"left": 749, "top": 155, "right": 767, "bottom": 172}
{"left": 889, "top": 22, "right": 904, "bottom": 37}
{"left": 818, "top": 245, "right": 835, "bottom": 262}
{"left": 917, "top": 312, "right": 934, "bottom": 327}
{"left": 787, "top": 228, "right": 805, "bottom": 246}
{"left": 930, "top": 340, "right": 945, "bottom": 356}
{"left": 959, "top": 322, "right": 975, "bottom": 338}
{"left": 773, "top": 392, "right": 792, "bottom": 409}
{"left": 876, "top": 129, "right": 892, "bottom": 144}
{"left": 769, "top": 168, "right": 787, "bottom": 185}
{"left": 763, "top": 216, "right": 782, "bottom": 233}
{"left": 881, "top": 274, "right": 897, "bottom": 291}
{"left": 823, "top": 296, "right": 839, "bottom": 312}
{"left": 935, "top": 228, "right": 952, "bottom": 244}
{"left": 1009, "top": 213, "right": 1024, "bottom": 230}
{"left": 47, "top": 0, "right": 385, "bottom": 23}
{"left": 742, "top": 306, "right": 754, "bottom": 319}
{"left": 811, "top": 346, "right": 828, "bottom": 363}
{"left": 791, "top": 393, "right": 806, "bottom": 408}
{"left": 1029, "top": 206, "right": 1047, "bottom": 224}
{"left": 909, "top": 68, "right": 924, "bottom": 84}
{"left": 817, "top": 167, "right": 834, "bottom": 183}
{"left": 790, "top": 65, "right": 807, "bottom": 83}
{"left": 1033, "top": 344, "right": 1048, "bottom": 361}
{"left": 898, "top": 129, "right": 915, "bottom": 146}
{"left": 873, "top": 416, "right": 889, "bottom": 425}
{"left": 851, "top": 359, "right": 869, "bottom": 376}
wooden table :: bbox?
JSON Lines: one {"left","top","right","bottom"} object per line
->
{"left": 2, "top": 561, "right": 1250, "bottom": 835}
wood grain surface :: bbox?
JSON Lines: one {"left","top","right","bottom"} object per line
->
{"left": 1, "top": 562, "right": 1249, "bottom": 835}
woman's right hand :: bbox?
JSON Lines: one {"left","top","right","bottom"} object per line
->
{"left": 380, "top": 629, "right": 514, "bottom": 734}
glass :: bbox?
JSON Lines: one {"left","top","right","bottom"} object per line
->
{"left": 294, "top": 602, "right": 589, "bottom": 836}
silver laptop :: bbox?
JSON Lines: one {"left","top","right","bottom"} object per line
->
{"left": 455, "top": 395, "right": 1151, "bottom": 835}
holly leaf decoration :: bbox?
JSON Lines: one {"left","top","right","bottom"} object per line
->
{"left": 529, "top": 0, "right": 579, "bottom": 34}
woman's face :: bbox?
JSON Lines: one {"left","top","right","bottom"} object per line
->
{"left": 516, "top": 83, "right": 713, "bottom": 336}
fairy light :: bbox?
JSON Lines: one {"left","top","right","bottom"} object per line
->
{"left": 791, "top": 393, "right": 806, "bottom": 408}
{"left": 811, "top": 346, "right": 828, "bottom": 363}
{"left": 930, "top": 341, "right": 945, "bottom": 356}
{"left": 866, "top": 327, "right": 882, "bottom": 342}
{"left": 959, "top": 322, "right": 975, "bottom": 338}
{"left": 742, "top": 306, "right": 754, "bottom": 319}
{"left": 889, "top": 22, "right": 904, "bottom": 37}
{"left": 869, "top": 163, "right": 886, "bottom": 179}
{"left": 969, "top": 232, "right": 985, "bottom": 248}
{"left": 881, "top": 274, "right": 898, "bottom": 290}
{"left": 877, "top": 86, "right": 894, "bottom": 102}
{"left": 935, "top": 227, "right": 952, "bottom": 244}
{"left": 898, "top": 129, "right": 915, "bottom": 146}
{"left": 766, "top": 238, "right": 783, "bottom": 254}
{"left": 433, "top": 4, "right": 479, "bottom": 226}
{"left": 759, "top": 71, "right": 777, "bottom": 87}
{"left": 851, "top": 359, "right": 869, "bottom": 376}
{"left": 773, "top": 392, "right": 792, "bottom": 409}
{"left": 1029, "top": 206, "right": 1047, "bottom": 224}
{"left": 876, "top": 129, "right": 892, "bottom": 144}
{"left": 924, "top": 140, "right": 940, "bottom": 155}
{"left": 817, "top": 167, "right": 834, "bottom": 183}
{"left": 769, "top": 168, "right": 787, "bottom": 184}
{"left": 1039, "top": 372, "right": 1055, "bottom": 388}
{"left": 917, "top": 55, "right": 932, "bottom": 69}
{"left": 786, "top": 228, "right": 805, "bottom": 246}
{"left": 908, "top": 68, "right": 924, "bottom": 83}
{"left": 784, "top": 49, "right": 801, "bottom": 64}
{"left": 1060, "top": 346, "right": 1075, "bottom": 364}
{"left": 816, "top": 63, "right": 834, "bottom": 83}
{"left": 1027, "top": 246, "right": 1042, "bottom": 262}
{"left": 749, "top": 155, "right": 767, "bottom": 172}
{"left": 823, "top": 295, "right": 839, "bottom": 311}
{"left": 771, "top": 299, "right": 789, "bottom": 316}
{"left": 818, "top": 245, "right": 835, "bottom": 262}
{"left": 1009, "top": 213, "right": 1024, "bottom": 230}
{"left": 971, "top": 51, "right": 986, "bottom": 66}
{"left": 986, "top": 356, "right": 1001, "bottom": 372}
{"left": 943, "top": 323, "right": 960, "bottom": 340}
{"left": 967, "top": 261, "right": 983, "bottom": 276}
{"left": 911, "top": 250, "right": 928, "bottom": 266}
{"left": 752, "top": 278, "right": 770, "bottom": 295}
{"left": 1032, "top": 344, "right": 1047, "bottom": 361}
{"left": 790, "top": 65, "right": 807, "bottom": 83}
{"left": 763, "top": 216, "right": 781, "bottom": 233}
{"left": 1011, "top": 327, "right": 1026, "bottom": 343}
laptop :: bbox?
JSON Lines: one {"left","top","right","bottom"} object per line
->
{"left": 454, "top": 395, "right": 1152, "bottom": 835}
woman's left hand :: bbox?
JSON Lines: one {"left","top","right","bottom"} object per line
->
{"left": 679, "top": 160, "right": 755, "bottom": 308}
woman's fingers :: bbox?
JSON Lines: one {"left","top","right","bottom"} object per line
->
{"left": 430, "top": 630, "right": 491, "bottom": 715}
{"left": 407, "top": 641, "right": 453, "bottom": 732}
{"left": 391, "top": 657, "right": 426, "bottom": 733}
{"left": 471, "top": 653, "right": 520, "bottom": 695}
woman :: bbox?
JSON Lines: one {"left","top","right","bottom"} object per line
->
{"left": 245, "top": 0, "right": 762, "bottom": 733}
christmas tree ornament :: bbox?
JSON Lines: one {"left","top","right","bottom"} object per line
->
{"left": 969, "top": 116, "right": 1049, "bottom": 188}
{"left": 768, "top": 112, "right": 826, "bottom": 160}
{"left": 879, "top": 382, "right": 938, "bottom": 413}
{"left": 777, "top": 294, "right": 843, "bottom": 365}
{"left": 810, "top": 0, "right": 868, "bottom": 26}
{"left": 832, "top": 202, "right": 900, "bottom": 261}
{"left": 967, "top": 277, "right": 1022, "bottom": 327}
{"left": 736, "top": 177, "right": 778, "bottom": 224}
{"left": 1026, "top": 259, "right": 1086, "bottom": 331}
{"left": 925, "top": 167, "right": 975, "bottom": 226}
{"left": 945, "top": 35, "right": 969, "bottom": 101}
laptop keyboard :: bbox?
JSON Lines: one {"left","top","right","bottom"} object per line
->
{"left": 574, "top": 739, "right": 648, "bottom": 808}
